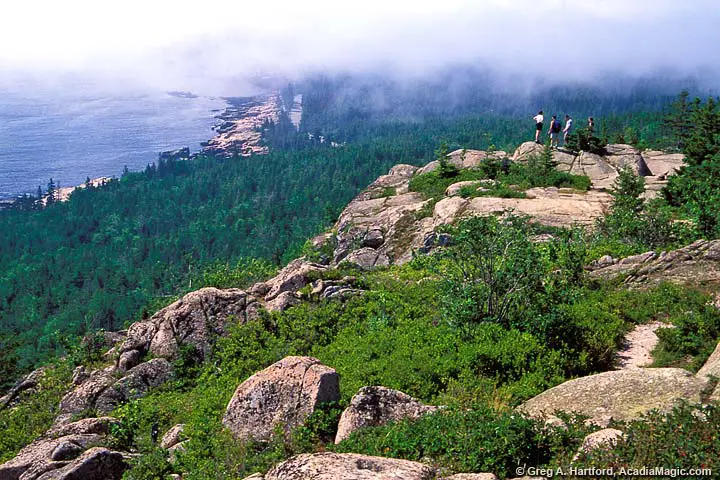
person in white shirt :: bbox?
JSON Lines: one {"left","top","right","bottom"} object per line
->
{"left": 533, "top": 110, "right": 544, "bottom": 143}
{"left": 563, "top": 115, "right": 573, "bottom": 146}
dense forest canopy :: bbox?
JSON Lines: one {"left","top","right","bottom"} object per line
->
{"left": 0, "top": 73, "right": 708, "bottom": 386}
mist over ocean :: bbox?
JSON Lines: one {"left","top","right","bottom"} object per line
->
{"left": 0, "top": 86, "right": 226, "bottom": 199}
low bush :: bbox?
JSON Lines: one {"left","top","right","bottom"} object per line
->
{"left": 333, "top": 405, "right": 592, "bottom": 479}
{"left": 0, "top": 361, "right": 73, "bottom": 462}
{"left": 572, "top": 403, "right": 720, "bottom": 473}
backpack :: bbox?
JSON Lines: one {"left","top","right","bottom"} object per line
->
{"left": 551, "top": 119, "right": 561, "bottom": 133}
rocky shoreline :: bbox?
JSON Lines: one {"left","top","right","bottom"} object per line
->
{"left": 200, "top": 93, "right": 281, "bottom": 157}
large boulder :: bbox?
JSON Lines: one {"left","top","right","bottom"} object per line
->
{"left": 641, "top": 150, "right": 685, "bottom": 178}
{"left": 120, "top": 287, "right": 254, "bottom": 360}
{"left": 58, "top": 359, "right": 174, "bottom": 419}
{"left": 264, "top": 452, "right": 435, "bottom": 480}
{"left": 0, "top": 418, "right": 118, "bottom": 480}
{"left": 519, "top": 368, "right": 709, "bottom": 427}
{"left": 511, "top": 142, "right": 545, "bottom": 163}
{"left": 95, "top": 359, "right": 174, "bottom": 414}
{"left": 33, "top": 447, "right": 126, "bottom": 480}
{"left": 447, "top": 149, "right": 507, "bottom": 169}
{"left": 569, "top": 152, "right": 617, "bottom": 188}
{"left": 222, "top": 356, "right": 340, "bottom": 442}
{"left": 604, "top": 144, "right": 651, "bottom": 176}
{"left": 335, "top": 386, "right": 440, "bottom": 443}
{"left": 333, "top": 190, "right": 429, "bottom": 264}
{"left": 445, "top": 181, "right": 484, "bottom": 197}
{"left": 58, "top": 370, "right": 116, "bottom": 417}
{"left": 465, "top": 188, "right": 610, "bottom": 228}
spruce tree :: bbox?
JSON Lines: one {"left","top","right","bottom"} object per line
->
{"left": 46, "top": 178, "right": 56, "bottom": 205}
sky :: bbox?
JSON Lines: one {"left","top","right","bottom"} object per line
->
{"left": 1, "top": 0, "right": 718, "bottom": 95}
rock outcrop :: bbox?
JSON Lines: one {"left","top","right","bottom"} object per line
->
{"left": 119, "top": 287, "right": 255, "bottom": 361}
{"left": 335, "top": 386, "right": 440, "bottom": 443}
{"left": 512, "top": 142, "right": 666, "bottom": 190}
{"left": 0, "top": 367, "right": 47, "bottom": 409}
{"left": 588, "top": 240, "right": 720, "bottom": 286}
{"left": 94, "top": 358, "right": 174, "bottom": 414}
{"left": 577, "top": 428, "right": 625, "bottom": 456}
{"left": 519, "top": 368, "right": 709, "bottom": 427}
{"left": 222, "top": 356, "right": 340, "bottom": 442}
{"left": 58, "top": 359, "right": 174, "bottom": 420}
{"left": 32, "top": 447, "right": 126, "bottom": 480}
{"left": 264, "top": 452, "right": 435, "bottom": 480}
{"left": 0, "top": 418, "right": 121, "bottom": 480}
{"left": 58, "top": 370, "right": 117, "bottom": 418}
{"left": 325, "top": 143, "right": 683, "bottom": 267}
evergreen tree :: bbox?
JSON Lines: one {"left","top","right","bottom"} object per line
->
{"left": 46, "top": 178, "right": 56, "bottom": 205}
{"left": 664, "top": 96, "right": 720, "bottom": 235}
{"left": 436, "top": 141, "right": 458, "bottom": 178}
{"left": 663, "top": 90, "right": 693, "bottom": 150}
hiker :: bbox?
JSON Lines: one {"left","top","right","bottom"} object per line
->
{"left": 533, "top": 110, "right": 544, "bottom": 143}
{"left": 587, "top": 117, "right": 595, "bottom": 135}
{"left": 563, "top": 114, "right": 573, "bottom": 145}
{"left": 548, "top": 115, "right": 561, "bottom": 148}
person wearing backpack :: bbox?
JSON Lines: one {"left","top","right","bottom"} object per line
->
{"left": 533, "top": 110, "right": 544, "bottom": 143}
{"left": 548, "top": 115, "right": 561, "bottom": 148}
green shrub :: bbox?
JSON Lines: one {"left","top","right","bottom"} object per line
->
{"left": 594, "top": 169, "right": 698, "bottom": 253}
{"left": 333, "top": 405, "right": 591, "bottom": 478}
{"left": 436, "top": 142, "right": 459, "bottom": 179}
{"left": 122, "top": 447, "right": 175, "bottom": 480}
{"left": 0, "top": 361, "right": 73, "bottom": 462}
{"left": 573, "top": 403, "right": 720, "bottom": 473}
{"left": 436, "top": 215, "right": 545, "bottom": 328}
{"left": 408, "top": 169, "right": 487, "bottom": 201}
{"left": 200, "top": 258, "right": 277, "bottom": 290}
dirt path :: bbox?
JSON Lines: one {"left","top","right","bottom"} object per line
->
{"left": 616, "top": 321, "right": 674, "bottom": 369}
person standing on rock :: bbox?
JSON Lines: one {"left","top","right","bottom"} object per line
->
{"left": 587, "top": 117, "right": 595, "bottom": 135}
{"left": 563, "top": 114, "right": 573, "bottom": 146}
{"left": 533, "top": 110, "right": 544, "bottom": 143}
{"left": 548, "top": 115, "right": 561, "bottom": 148}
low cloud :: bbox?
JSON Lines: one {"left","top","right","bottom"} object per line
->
{"left": 1, "top": 0, "right": 718, "bottom": 95}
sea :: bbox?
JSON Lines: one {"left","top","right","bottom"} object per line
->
{"left": 0, "top": 85, "right": 227, "bottom": 200}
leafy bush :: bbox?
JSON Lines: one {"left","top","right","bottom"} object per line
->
{"left": 408, "top": 168, "right": 487, "bottom": 201}
{"left": 0, "top": 362, "right": 73, "bottom": 462}
{"left": 437, "top": 216, "right": 544, "bottom": 328}
{"left": 573, "top": 403, "right": 720, "bottom": 473}
{"left": 594, "top": 169, "right": 698, "bottom": 253}
{"left": 652, "top": 295, "right": 720, "bottom": 371}
{"left": 564, "top": 127, "right": 606, "bottom": 155}
{"left": 333, "top": 405, "right": 591, "bottom": 479}
{"left": 200, "top": 258, "right": 277, "bottom": 290}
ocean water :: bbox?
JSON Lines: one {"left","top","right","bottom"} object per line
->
{"left": 0, "top": 86, "right": 226, "bottom": 199}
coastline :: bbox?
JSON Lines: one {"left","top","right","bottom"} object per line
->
{"left": 200, "top": 92, "right": 281, "bottom": 157}
{"left": 0, "top": 91, "right": 285, "bottom": 210}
